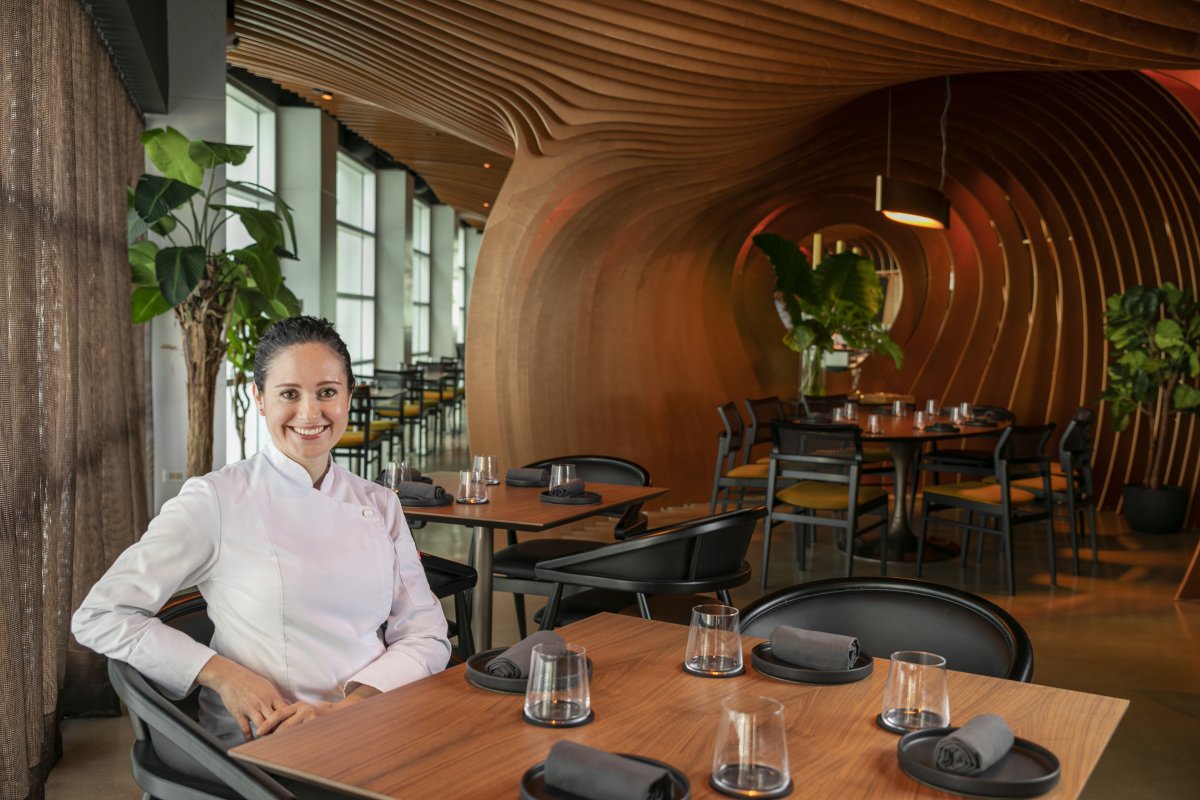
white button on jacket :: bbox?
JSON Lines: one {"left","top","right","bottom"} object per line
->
{"left": 72, "top": 439, "right": 450, "bottom": 743}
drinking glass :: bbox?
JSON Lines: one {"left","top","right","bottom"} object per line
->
{"left": 913, "top": 410, "right": 927, "bottom": 430}
{"left": 949, "top": 407, "right": 963, "bottom": 425}
{"left": 959, "top": 402, "right": 973, "bottom": 420}
{"left": 384, "top": 460, "right": 411, "bottom": 490}
{"left": 867, "top": 414, "right": 884, "bottom": 435}
{"left": 832, "top": 407, "right": 845, "bottom": 422}
{"left": 711, "top": 696, "right": 791, "bottom": 796}
{"left": 683, "top": 604, "right": 743, "bottom": 677}
{"left": 880, "top": 651, "right": 950, "bottom": 733}
{"left": 549, "top": 463, "right": 577, "bottom": 490}
{"left": 924, "top": 399, "right": 939, "bottom": 418}
{"left": 456, "top": 469, "right": 488, "bottom": 504}
{"left": 892, "top": 400, "right": 906, "bottom": 417}
{"left": 472, "top": 454, "right": 500, "bottom": 485}
{"left": 523, "top": 643, "right": 591, "bottom": 727}
{"left": 844, "top": 401, "right": 858, "bottom": 421}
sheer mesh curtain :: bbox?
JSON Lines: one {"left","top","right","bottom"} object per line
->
{"left": 1, "top": 1, "right": 147, "bottom": 797}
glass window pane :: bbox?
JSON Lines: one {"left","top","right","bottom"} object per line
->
{"left": 337, "top": 298, "right": 364, "bottom": 364}
{"left": 337, "top": 230, "right": 363, "bottom": 294}
{"left": 361, "top": 236, "right": 376, "bottom": 295}
{"left": 361, "top": 302, "right": 375, "bottom": 364}
{"left": 362, "top": 171, "right": 376, "bottom": 234}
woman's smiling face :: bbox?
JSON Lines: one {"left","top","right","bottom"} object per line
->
{"left": 252, "top": 342, "right": 351, "bottom": 481}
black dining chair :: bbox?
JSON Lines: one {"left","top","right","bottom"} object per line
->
{"left": 709, "top": 402, "right": 770, "bottom": 513}
{"left": 532, "top": 506, "right": 766, "bottom": 630}
{"left": 739, "top": 576, "right": 1034, "bottom": 681}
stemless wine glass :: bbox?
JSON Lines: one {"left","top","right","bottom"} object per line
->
{"left": 472, "top": 454, "right": 500, "bottom": 485}
{"left": 880, "top": 651, "right": 950, "bottom": 734}
{"left": 913, "top": 410, "right": 927, "bottom": 430}
{"left": 924, "top": 399, "right": 939, "bottom": 418}
{"left": 523, "top": 643, "right": 591, "bottom": 727}
{"left": 867, "top": 414, "right": 884, "bottom": 435}
{"left": 549, "top": 463, "right": 576, "bottom": 490}
{"left": 959, "top": 402, "right": 973, "bottom": 420}
{"left": 456, "top": 469, "right": 488, "bottom": 504}
{"left": 683, "top": 604, "right": 743, "bottom": 677}
{"left": 844, "top": 401, "right": 858, "bottom": 421}
{"left": 384, "top": 460, "right": 411, "bottom": 490}
{"left": 949, "top": 406, "right": 963, "bottom": 425}
{"left": 711, "top": 696, "right": 791, "bottom": 796}
{"left": 892, "top": 400, "right": 906, "bottom": 417}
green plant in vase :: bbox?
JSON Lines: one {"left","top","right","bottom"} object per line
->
{"left": 753, "top": 233, "right": 902, "bottom": 396}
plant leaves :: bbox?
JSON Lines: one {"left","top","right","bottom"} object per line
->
{"left": 232, "top": 247, "right": 282, "bottom": 300}
{"left": 127, "top": 207, "right": 150, "bottom": 244}
{"left": 131, "top": 286, "right": 172, "bottom": 323}
{"left": 134, "top": 175, "right": 199, "bottom": 223}
{"left": 1175, "top": 383, "right": 1200, "bottom": 412}
{"left": 754, "top": 232, "right": 816, "bottom": 302}
{"left": 188, "top": 140, "right": 252, "bottom": 169}
{"left": 214, "top": 205, "right": 284, "bottom": 250}
{"left": 814, "top": 252, "right": 883, "bottom": 315}
{"left": 129, "top": 240, "right": 159, "bottom": 286}
{"left": 150, "top": 214, "right": 177, "bottom": 236}
{"left": 155, "top": 245, "right": 206, "bottom": 305}
{"left": 272, "top": 283, "right": 302, "bottom": 317}
{"left": 141, "top": 127, "right": 203, "bottom": 188}
{"left": 227, "top": 180, "right": 299, "bottom": 256}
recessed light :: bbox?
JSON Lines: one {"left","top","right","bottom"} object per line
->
{"left": 312, "top": 87, "right": 333, "bottom": 101}
{"left": 482, "top": 162, "right": 492, "bottom": 169}
{"left": 482, "top": 202, "right": 490, "bottom": 209}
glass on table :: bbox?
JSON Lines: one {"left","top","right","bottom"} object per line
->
{"left": 879, "top": 650, "right": 950, "bottom": 734}
{"left": 866, "top": 414, "right": 884, "bottom": 435}
{"left": 924, "top": 399, "right": 939, "bottom": 418}
{"left": 683, "top": 604, "right": 743, "bottom": 677}
{"left": 456, "top": 469, "right": 489, "bottom": 504}
{"left": 913, "top": 410, "right": 927, "bottom": 430}
{"left": 523, "top": 642, "right": 591, "bottom": 727}
{"left": 844, "top": 401, "right": 858, "bottom": 421}
{"left": 959, "top": 402, "right": 973, "bottom": 420}
{"left": 472, "top": 454, "right": 500, "bottom": 485}
{"left": 892, "top": 400, "right": 906, "bottom": 417}
{"left": 549, "top": 463, "right": 577, "bottom": 490}
{"left": 384, "top": 460, "right": 411, "bottom": 490}
{"left": 711, "top": 696, "right": 792, "bottom": 797}
{"left": 832, "top": 406, "right": 846, "bottom": 422}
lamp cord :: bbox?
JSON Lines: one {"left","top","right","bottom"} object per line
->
{"left": 939, "top": 75, "right": 950, "bottom": 192}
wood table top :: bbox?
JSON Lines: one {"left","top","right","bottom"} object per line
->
{"left": 400, "top": 472, "right": 668, "bottom": 531}
{"left": 232, "top": 613, "right": 1128, "bottom": 800}
{"left": 796, "top": 415, "right": 1011, "bottom": 444}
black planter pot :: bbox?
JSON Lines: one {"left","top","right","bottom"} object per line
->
{"left": 1122, "top": 484, "right": 1190, "bottom": 534}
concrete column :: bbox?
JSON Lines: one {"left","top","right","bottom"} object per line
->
{"left": 277, "top": 107, "right": 338, "bottom": 317}
{"left": 376, "top": 168, "right": 414, "bottom": 368}
{"left": 430, "top": 205, "right": 457, "bottom": 358}
{"left": 146, "top": 0, "right": 225, "bottom": 511}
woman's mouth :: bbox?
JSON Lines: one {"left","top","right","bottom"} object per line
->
{"left": 290, "top": 425, "right": 329, "bottom": 440}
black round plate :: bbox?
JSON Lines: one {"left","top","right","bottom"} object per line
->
{"left": 519, "top": 754, "right": 690, "bottom": 800}
{"left": 521, "top": 708, "right": 595, "bottom": 728}
{"left": 506, "top": 477, "right": 550, "bottom": 487}
{"left": 397, "top": 495, "right": 453, "bottom": 507}
{"left": 897, "top": 728, "right": 1061, "bottom": 798}
{"left": 962, "top": 420, "right": 995, "bottom": 428}
{"left": 750, "top": 642, "right": 873, "bottom": 684}
{"left": 926, "top": 423, "right": 961, "bottom": 433}
{"left": 464, "top": 648, "right": 594, "bottom": 694}
{"left": 539, "top": 490, "right": 602, "bottom": 505}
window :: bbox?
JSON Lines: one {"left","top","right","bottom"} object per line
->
{"left": 337, "top": 153, "right": 377, "bottom": 378}
{"left": 411, "top": 199, "right": 431, "bottom": 357}
{"left": 453, "top": 224, "right": 466, "bottom": 345}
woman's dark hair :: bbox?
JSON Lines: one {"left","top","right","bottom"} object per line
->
{"left": 253, "top": 316, "right": 355, "bottom": 392}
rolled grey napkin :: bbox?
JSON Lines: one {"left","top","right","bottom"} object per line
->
{"left": 934, "top": 714, "right": 1015, "bottom": 775}
{"left": 549, "top": 478, "right": 586, "bottom": 497}
{"left": 544, "top": 741, "right": 672, "bottom": 800}
{"left": 507, "top": 467, "right": 549, "bottom": 483}
{"left": 769, "top": 625, "right": 860, "bottom": 671}
{"left": 395, "top": 481, "right": 447, "bottom": 501}
{"left": 484, "top": 630, "right": 565, "bottom": 678}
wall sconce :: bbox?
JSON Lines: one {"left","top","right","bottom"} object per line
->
{"left": 876, "top": 78, "right": 951, "bottom": 230}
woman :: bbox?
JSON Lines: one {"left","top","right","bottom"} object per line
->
{"left": 73, "top": 316, "right": 449, "bottom": 744}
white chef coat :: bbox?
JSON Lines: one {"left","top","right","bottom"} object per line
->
{"left": 72, "top": 439, "right": 450, "bottom": 743}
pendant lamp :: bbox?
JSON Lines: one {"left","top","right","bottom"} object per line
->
{"left": 876, "top": 78, "right": 951, "bottom": 230}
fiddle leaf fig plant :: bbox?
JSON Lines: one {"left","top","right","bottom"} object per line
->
{"left": 128, "top": 126, "right": 301, "bottom": 477}
{"left": 1099, "top": 282, "right": 1200, "bottom": 490}
{"left": 753, "top": 232, "right": 902, "bottom": 394}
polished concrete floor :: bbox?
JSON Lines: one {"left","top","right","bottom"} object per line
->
{"left": 47, "top": 427, "right": 1200, "bottom": 799}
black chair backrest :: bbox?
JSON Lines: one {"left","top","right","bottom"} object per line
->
{"left": 739, "top": 577, "right": 1034, "bottom": 681}
{"left": 534, "top": 507, "right": 766, "bottom": 594}
{"left": 743, "top": 396, "right": 786, "bottom": 455}
{"left": 524, "top": 454, "right": 651, "bottom": 537}
{"left": 771, "top": 421, "right": 865, "bottom": 485}
{"left": 1060, "top": 407, "right": 1095, "bottom": 466}
{"left": 995, "top": 423, "right": 1054, "bottom": 480}
{"left": 716, "top": 402, "right": 746, "bottom": 459}
{"left": 107, "top": 592, "right": 295, "bottom": 799}
{"left": 973, "top": 404, "right": 1017, "bottom": 423}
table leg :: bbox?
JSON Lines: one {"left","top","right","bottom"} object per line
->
{"left": 853, "top": 439, "right": 958, "bottom": 561}
{"left": 470, "top": 525, "right": 492, "bottom": 651}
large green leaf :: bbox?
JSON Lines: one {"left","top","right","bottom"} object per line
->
{"left": 1175, "top": 383, "right": 1200, "bottom": 412}
{"left": 227, "top": 181, "right": 298, "bottom": 256}
{"left": 133, "top": 175, "right": 199, "bottom": 223}
{"left": 141, "top": 127, "right": 203, "bottom": 188}
{"left": 188, "top": 140, "right": 251, "bottom": 169}
{"left": 814, "top": 252, "right": 883, "bottom": 315}
{"left": 232, "top": 247, "right": 282, "bottom": 300}
{"left": 272, "top": 283, "right": 302, "bottom": 317}
{"left": 214, "top": 205, "right": 284, "bottom": 250}
{"left": 155, "top": 246, "right": 206, "bottom": 305}
{"left": 754, "top": 232, "right": 816, "bottom": 302}
{"left": 131, "top": 286, "right": 172, "bottom": 323}
{"left": 129, "top": 240, "right": 159, "bottom": 286}
{"left": 127, "top": 207, "right": 150, "bottom": 244}
{"left": 150, "top": 214, "right": 177, "bottom": 236}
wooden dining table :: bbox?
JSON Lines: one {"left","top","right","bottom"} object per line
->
{"left": 402, "top": 473, "right": 668, "bottom": 649}
{"left": 231, "top": 613, "right": 1128, "bottom": 799}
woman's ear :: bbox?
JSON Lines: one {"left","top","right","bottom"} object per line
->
{"left": 250, "top": 384, "right": 265, "bottom": 416}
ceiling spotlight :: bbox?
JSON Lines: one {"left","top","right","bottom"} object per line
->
{"left": 313, "top": 88, "right": 334, "bottom": 101}
{"left": 482, "top": 202, "right": 491, "bottom": 209}
{"left": 876, "top": 79, "right": 952, "bottom": 230}
{"left": 482, "top": 162, "right": 492, "bottom": 169}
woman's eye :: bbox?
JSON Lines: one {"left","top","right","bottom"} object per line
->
{"left": 279, "top": 390, "right": 298, "bottom": 400}
{"left": 319, "top": 388, "right": 338, "bottom": 399}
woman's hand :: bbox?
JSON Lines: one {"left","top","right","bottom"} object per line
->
{"left": 257, "top": 700, "right": 329, "bottom": 735}
{"left": 196, "top": 655, "right": 289, "bottom": 741}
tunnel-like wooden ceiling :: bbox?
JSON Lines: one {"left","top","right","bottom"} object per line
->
{"left": 229, "top": 2, "right": 1200, "bottom": 521}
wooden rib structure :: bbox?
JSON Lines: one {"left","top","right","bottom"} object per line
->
{"left": 229, "top": 2, "right": 1200, "bottom": 518}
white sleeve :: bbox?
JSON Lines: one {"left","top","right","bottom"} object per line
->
{"left": 71, "top": 476, "right": 222, "bottom": 699}
{"left": 347, "top": 501, "right": 451, "bottom": 694}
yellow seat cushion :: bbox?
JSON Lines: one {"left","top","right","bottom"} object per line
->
{"left": 925, "top": 481, "right": 1038, "bottom": 506}
{"left": 1011, "top": 475, "right": 1070, "bottom": 493}
{"left": 369, "top": 420, "right": 399, "bottom": 432}
{"left": 776, "top": 481, "right": 887, "bottom": 511}
{"left": 335, "top": 430, "right": 378, "bottom": 447}
{"left": 726, "top": 464, "right": 769, "bottom": 479}
{"left": 422, "top": 390, "right": 441, "bottom": 404}
{"left": 441, "top": 389, "right": 456, "bottom": 401}
{"left": 379, "top": 403, "right": 424, "bottom": 418}
{"left": 455, "top": 387, "right": 466, "bottom": 396}
{"left": 755, "top": 456, "right": 771, "bottom": 465}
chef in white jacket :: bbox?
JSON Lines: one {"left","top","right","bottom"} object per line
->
{"left": 73, "top": 316, "right": 450, "bottom": 744}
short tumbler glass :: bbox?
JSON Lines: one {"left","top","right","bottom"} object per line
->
{"left": 880, "top": 650, "right": 950, "bottom": 734}
{"left": 523, "top": 642, "right": 591, "bottom": 727}
{"left": 683, "top": 604, "right": 743, "bottom": 677}
{"left": 456, "top": 469, "right": 488, "bottom": 504}
{"left": 711, "top": 696, "right": 791, "bottom": 797}
{"left": 549, "top": 463, "right": 577, "bottom": 490}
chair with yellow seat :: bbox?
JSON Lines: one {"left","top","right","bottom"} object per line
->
{"left": 373, "top": 368, "right": 428, "bottom": 459}
{"left": 332, "top": 385, "right": 385, "bottom": 478}
{"left": 709, "top": 402, "right": 770, "bottom": 512}
{"left": 742, "top": 395, "right": 787, "bottom": 466}
{"left": 762, "top": 420, "right": 890, "bottom": 588}
{"left": 916, "top": 424, "right": 1056, "bottom": 595}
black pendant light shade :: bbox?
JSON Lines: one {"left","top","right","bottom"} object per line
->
{"left": 875, "top": 175, "right": 950, "bottom": 230}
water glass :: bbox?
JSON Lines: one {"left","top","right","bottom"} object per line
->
{"left": 892, "top": 400, "right": 906, "bottom": 417}
{"left": 384, "top": 460, "right": 411, "bottom": 490}
{"left": 844, "top": 401, "right": 858, "bottom": 421}
{"left": 867, "top": 414, "right": 884, "bottom": 435}
{"left": 959, "top": 402, "right": 973, "bottom": 420}
{"left": 683, "top": 604, "right": 743, "bottom": 677}
{"left": 472, "top": 454, "right": 500, "bottom": 485}
{"left": 880, "top": 651, "right": 950, "bottom": 733}
{"left": 949, "top": 406, "right": 963, "bottom": 425}
{"left": 523, "top": 643, "right": 591, "bottom": 727}
{"left": 832, "top": 407, "right": 846, "bottom": 422}
{"left": 913, "top": 410, "right": 927, "bottom": 430}
{"left": 456, "top": 469, "right": 488, "bottom": 504}
{"left": 924, "top": 399, "right": 939, "bottom": 417}
{"left": 549, "top": 463, "right": 576, "bottom": 490}
{"left": 711, "top": 696, "right": 791, "bottom": 796}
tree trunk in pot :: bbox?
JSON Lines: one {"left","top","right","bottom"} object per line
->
{"left": 176, "top": 284, "right": 231, "bottom": 478}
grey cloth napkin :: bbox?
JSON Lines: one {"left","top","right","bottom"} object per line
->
{"left": 549, "top": 478, "right": 586, "bottom": 497}
{"left": 934, "top": 714, "right": 1015, "bottom": 775}
{"left": 544, "top": 741, "right": 672, "bottom": 800}
{"left": 507, "top": 467, "right": 549, "bottom": 483}
{"left": 395, "top": 481, "right": 447, "bottom": 501}
{"left": 769, "top": 625, "right": 860, "bottom": 671}
{"left": 485, "top": 630, "right": 565, "bottom": 678}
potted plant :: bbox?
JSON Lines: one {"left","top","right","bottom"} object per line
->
{"left": 129, "top": 127, "right": 300, "bottom": 477}
{"left": 753, "top": 233, "right": 902, "bottom": 395}
{"left": 1100, "top": 282, "right": 1200, "bottom": 533}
